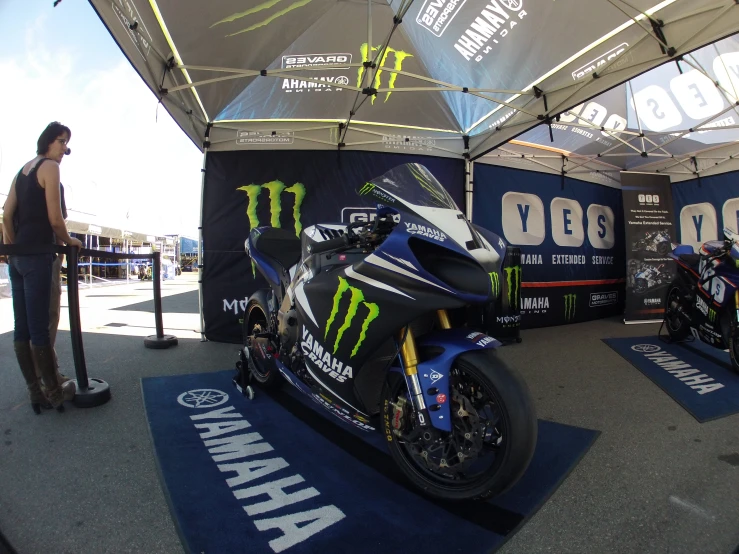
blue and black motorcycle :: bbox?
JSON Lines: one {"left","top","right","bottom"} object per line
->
{"left": 666, "top": 227, "right": 739, "bottom": 373}
{"left": 239, "top": 163, "right": 537, "bottom": 501}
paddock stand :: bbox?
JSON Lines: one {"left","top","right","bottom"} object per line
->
{"left": 232, "top": 347, "right": 255, "bottom": 400}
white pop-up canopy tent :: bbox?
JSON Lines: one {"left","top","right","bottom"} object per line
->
{"left": 88, "top": 0, "right": 739, "bottom": 160}
{"left": 478, "top": 33, "right": 739, "bottom": 186}
{"left": 84, "top": 0, "right": 739, "bottom": 338}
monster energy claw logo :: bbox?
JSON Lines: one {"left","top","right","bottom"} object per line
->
{"left": 359, "top": 183, "right": 375, "bottom": 195}
{"left": 489, "top": 272, "right": 500, "bottom": 298}
{"left": 709, "top": 308, "right": 717, "bottom": 323}
{"left": 237, "top": 181, "right": 306, "bottom": 237}
{"left": 504, "top": 266, "right": 521, "bottom": 308}
{"left": 325, "top": 276, "right": 380, "bottom": 358}
{"left": 211, "top": 0, "right": 315, "bottom": 37}
{"left": 564, "top": 294, "right": 577, "bottom": 321}
{"left": 357, "top": 43, "right": 412, "bottom": 104}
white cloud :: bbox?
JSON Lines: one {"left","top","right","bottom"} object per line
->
{"left": 0, "top": 13, "right": 202, "bottom": 238}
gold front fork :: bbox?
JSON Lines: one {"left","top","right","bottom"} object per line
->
{"left": 398, "top": 310, "right": 452, "bottom": 376}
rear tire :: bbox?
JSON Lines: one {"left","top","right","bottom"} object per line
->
{"left": 381, "top": 349, "right": 537, "bottom": 501}
{"left": 242, "top": 289, "right": 282, "bottom": 389}
{"left": 729, "top": 321, "right": 739, "bottom": 375}
{"left": 665, "top": 280, "right": 691, "bottom": 341}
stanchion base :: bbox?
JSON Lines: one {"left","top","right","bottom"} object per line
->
{"left": 144, "top": 334, "right": 179, "bottom": 349}
{"left": 71, "top": 378, "right": 111, "bottom": 408}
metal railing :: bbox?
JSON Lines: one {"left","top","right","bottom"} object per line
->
{"left": 0, "top": 244, "right": 179, "bottom": 407}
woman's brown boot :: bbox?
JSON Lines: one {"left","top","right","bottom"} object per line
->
{"left": 30, "top": 345, "right": 65, "bottom": 412}
{"left": 13, "top": 341, "right": 51, "bottom": 414}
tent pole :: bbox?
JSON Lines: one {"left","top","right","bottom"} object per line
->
{"left": 466, "top": 158, "right": 474, "bottom": 222}
{"left": 367, "top": 0, "right": 373, "bottom": 85}
{"left": 198, "top": 124, "right": 211, "bottom": 342}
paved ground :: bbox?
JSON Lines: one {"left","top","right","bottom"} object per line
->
{"left": 0, "top": 279, "right": 737, "bottom": 554}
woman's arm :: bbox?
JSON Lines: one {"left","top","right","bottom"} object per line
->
{"left": 39, "top": 162, "right": 81, "bottom": 247}
{"left": 2, "top": 177, "right": 18, "bottom": 244}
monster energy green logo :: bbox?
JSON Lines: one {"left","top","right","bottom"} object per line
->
{"left": 564, "top": 294, "right": 577, "bottom": 321}
{"left": 325, "top": 276, "right": 380, "bottom": 358}
{"left": 504, "top": 266, "right": 522, "bottom": 308}
{"left": 709, "top": 308, "right": 717, "bottom": 323}
{"left": 357, "top": 43, "right": 413, "bottom": 104}
{"left": 211, "top": 0, "right": 314, "bottom": 37}
{"left": 237, "top": 181, "right": 306, "bottom": 236}
{"left": 359, "top": 183, "right": 375, "bottom": 195}
{"left": 238, "top": 181, "right": 305, "bottom": 277}
{"left": 489, "top": 272, "right": 500, "bottom": 298}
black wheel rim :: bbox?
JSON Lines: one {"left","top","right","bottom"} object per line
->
{"left": 389, "top": 365, "right": 509, "bottom": 490}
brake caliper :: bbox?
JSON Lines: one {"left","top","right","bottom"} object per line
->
{"left": 389, "top": 397, "right": 409, "bottom": 437}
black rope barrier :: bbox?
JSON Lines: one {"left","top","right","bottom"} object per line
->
{"left": 0, "top": 245, "right": 179, "bottom": 408}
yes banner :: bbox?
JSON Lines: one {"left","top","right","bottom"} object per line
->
{"left": 672, "top": 170, "right": 739, "bottom": 251}
{"left": 473, "top": 164, "right": 625, "bottom": 328}
{"left": 202, "top": 150, "right": 464, "bottom": 343}
{"left": 621, "top": 172, "right": 676, "bottom": 323}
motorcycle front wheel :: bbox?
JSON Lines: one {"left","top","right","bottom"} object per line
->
{"left": 381, "top": 349, "right": 537, "bottom": 501}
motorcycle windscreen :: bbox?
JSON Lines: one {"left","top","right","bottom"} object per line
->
{"left": 358, "top": 163, "right": 499, "bottom": 268}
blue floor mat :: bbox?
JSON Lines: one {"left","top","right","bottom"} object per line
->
{"left": 603, "top": 336, "right": 739, "bottom": 422}
{"left": 142, "top": 370, "right": 599, "bottom": 554}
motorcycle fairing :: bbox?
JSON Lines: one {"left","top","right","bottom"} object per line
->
{"left": 414, "top": 329, "right": 502, "bottom": 432}
{"left": 270, "top": 353, "right": 377, "bottom": 432}
{"left": 293, "top": 206, "right": 498, "bottom": 425}
{"left": 671, "top": 240, "right": 739, "bottom": 348}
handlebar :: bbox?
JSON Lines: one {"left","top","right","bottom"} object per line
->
{"left": 309, "top": 234, "right": 353, "bottom": 255}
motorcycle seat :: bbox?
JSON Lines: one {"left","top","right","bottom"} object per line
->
{"left": 679, "top": 253, "right": 701, "bottom": 268}
{"left": 252, "top": 227, "right": 302, "bottom": 271}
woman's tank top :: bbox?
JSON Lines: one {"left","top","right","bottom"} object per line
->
{"left": 14, "top": 158, "right": 54, "bottom": 245}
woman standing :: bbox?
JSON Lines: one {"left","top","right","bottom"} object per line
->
{"left": 2, "top": 122, "right": 83, "bottom": 413}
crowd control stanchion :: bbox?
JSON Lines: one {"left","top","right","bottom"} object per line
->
{"left": 66, "top": 245, "right": 112, "bottom": 408}
{"left": 144, "top": 251, "right": 178, "bottom": 349}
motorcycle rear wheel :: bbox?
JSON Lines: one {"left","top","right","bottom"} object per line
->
{"left": 381, "top": 349, "right": 537, "bottom": 501}
{"left": 728, "top": 321, "right": 739, "bottom": 375}
{"left": 242, "top": 289, "right": 282, "bottom": 389}
{"left": 665, "top": 281, "right": 691, "bottom": 341}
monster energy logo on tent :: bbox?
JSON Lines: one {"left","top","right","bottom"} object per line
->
{"left": 489, "top": 272, "right": 500, "bottom": 298}
{"left": 504, "top": 266, "right": 521, "bottom": 308}
{"left": 357, "top": 43, "right": 413, "bottom": 104}
{"left": 709, "top": 308, "right": 717, "bottom": 323}
{"left": 325, "top": 277, "right": 380, "bottom": 357}
{"left": 237, "top": 181, "right": 306, "bottom": 236}
{"left": 211, "top": 0, "right": 315, "bottom": 36}
{"left": 564, "top": 294, "right": 577, "bottom": 321}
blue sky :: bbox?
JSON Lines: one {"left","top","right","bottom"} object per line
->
{"left": 0, "top": 0, "right": 202, "bottom": 237}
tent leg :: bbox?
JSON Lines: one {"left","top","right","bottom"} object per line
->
{"left": 465, "top": 158, "right": 474, "bottom": 222}
{"left": 198, "top": 129, "right": 210, "bottom": 342}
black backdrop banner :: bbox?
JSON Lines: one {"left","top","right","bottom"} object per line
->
{"left": 202, "top": 150, "right": 464, "bottom": 343}
{"left": 621, "top": 171, "right": 676, "bottom": 324}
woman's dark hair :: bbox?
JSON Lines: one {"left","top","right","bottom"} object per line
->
{"left": 36, "top": 121, "right": 71, "bottom": 155}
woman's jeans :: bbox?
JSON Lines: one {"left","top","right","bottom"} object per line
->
{"left": 9, "top": 254, "right": 53, "bottom": 346}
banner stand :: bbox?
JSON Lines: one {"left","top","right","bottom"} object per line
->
{"left": 620, "top": 172, "right": 676, "bottom": 324}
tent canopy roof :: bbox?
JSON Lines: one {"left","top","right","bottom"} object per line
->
{"left": 477, "top": 34, "right": 739, "bottom": 185}
{"left": 90, "top": 0, "right": 739, "bottom": 160}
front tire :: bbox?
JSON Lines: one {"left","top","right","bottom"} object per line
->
{"left": 381, "top": 349, "right": 537, "bottom": 501}
{"left": 242, "top": 289, "right": 282, "bottom": 389}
